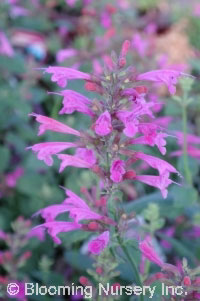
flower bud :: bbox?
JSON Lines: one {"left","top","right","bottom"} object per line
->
{"left": 123, "top": 170, "right": 136, "bottom": 180}
{"left": 135, "top": 86, "right": 148, "bottom": 94}
{"left": 111, "top": 283, "right": 121, "bottom": 293}
{"left": 88, "top": 222, "right": 100, "bottom": 231}
{"left": 118, "top": 57, "right": 126, "bottom": 68}
{"left": 96, "top": 267, "right": 103, "bottom": 275}
{"left": 85, "top": 81, "right": 98, "bottom": 92}
{"left": 95, "top": 196, "right": 106, "bottom": 207}
{"left": 183, "top": 276, "right": 191, "bottom": 286}
{"left": 79, "top": 276, "right": 90, "bottom": 286}
{"left": 121, "top": 40, "right": 130, "bottom": 57}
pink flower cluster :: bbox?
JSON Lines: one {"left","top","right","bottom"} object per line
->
{"left": 30, "top": 188, "right": 113, "bottom": 253}
{"left": 28, "top": 40, "right": 191, "bottom": 254}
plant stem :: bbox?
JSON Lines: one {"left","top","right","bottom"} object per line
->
{"left": 117, "top": 235, "right": 144, "bottom": 301}
{"left": 182, "top": 104, "right": 192, "bottom": 185}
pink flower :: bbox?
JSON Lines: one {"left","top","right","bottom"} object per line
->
{"left": 65, "top": 0, "right": 77, "bottom": 7}
{"left": 0, "top": 230, "right": 7, "bottom": 240}
{"left": 171, "top": 145, "right": 200, "bottom": 159}
{"left": 57, "top": 152, "right": 95, "bottom": 173}
{"left": 117, "top": 111, "right": 139, "bottom": 137}
{"left": 0, "top": 32, "right": 14, "bottom": 57}
{"left": 153, "top": 116, "right": 173, "bottom": 128}
{"left": 5, "top": 167, "right": 24, "bottom": 188}
{"left": 117, "top": 100, "right": 154, "bottom": 137}
{"left": 135, "top": 152, "right": 180, "bottom": 176}
{"left": 63, "top": 188, "right": 103, "bottom": 222}
{"left": 44, "top": 66, "right": 91, "bottom": 88}
{"left": 33, "top": 204, "right": 71, "bottom": 222}
{"left": 88, "top": 231, "right": 110, "bottom": 254}
{"left": 33, "top": 222, "right": 81, "bottom": 244}
{"left": 110, "top": 159, "right": 126, "bottom": 183}
{"left": 101, "top": 11, "right": 112, "bottom": 29}
{"left": 29, "top": 113, "right": 81, "bottom": 136}
{"left": 56, "top": 48, "right": 77, "bottom": 63}
{"left": 55, "top": 90, "right": 94, "bottom": 116}
{"left": 132, "top": 33, "right": 148, "bottom": 57}
{"left": 137, "top": 69, "right": 192, "bottom": 95}
{"left": 132, "top": 130, "right": 169, "bottom": 155}
{"left": 94, "top": 111, "right": 112, "bottom": 136}
{"left": 27, "top": 142, "right": 78, "bottom": 166}
{"left": 139, "top": 236, "right": 164, "bottom": 267}
{"left": 136, "top": 171, "right": 175, "bottom": 198}
{"left": 193, "top": 4, "right": 200, "bottom": 17}
{"left": 175, "top": 131, "right": 200, "bottom": 145}
{"left": 75, "top": 148, "right": 97, "bottom": 165}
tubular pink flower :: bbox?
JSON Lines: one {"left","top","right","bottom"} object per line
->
{"left": 137, "top": 69, "right": 192, "bottom": 95}
{"left": 75, "top": 148, "right": 97, "bottom": 166}
{"left": 139, "top": 236, "right": 164, "bottom": 267}
{"left": 94, "top": 111, "right": 112, "bottom": 136}
{"left": 33, "top": 222, "right": 82, "bottom": 244}
{"left": 27, "top": 142, "right": 78, "bottom": 166}
{"left": 57, "top": 153, "right": 95, "bottom": 173}
{"left": 0, "top": 31, "right": 14, "bottom": 57}
{"left": 110, "top": 159, "right": 126, "bottom": 183}
{"left": 29, "top": 113, "right": 81, "bottom": 136}
{"left": 117, "top": 111, "right": 139, "bottom": 137}
{"left": 135, "top": 171, "right": 175, "bottom": 198}
{"left": 132, "top": 132, "right": 169, "bottom": 155}
{"left": 33, "top": 204, "right": 72, "bottom": 222}
{"left": 88, "top": 231, "right": 110, "bottom": 255}
{"left": 63, "top": 189, "right": 103, "bottom": 222}
{"left": 175, "top": 131, "right": 200, "bottom": 145}
{"left": 171, "top": 145, "right": 200, "bottom": 159}
{"left": 117, "top": 100, "right": 154, "bottom": 137}
{"left": 135, "top": 152, "right": 180, "bottom": 176}
{"left": 55, "top": 90, "right": 94, "bottom": 116}
{"left": 44, "top": 66, "right": 91, "bottom": 87}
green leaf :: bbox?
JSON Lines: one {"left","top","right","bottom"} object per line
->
{"left": 65, "top": 251, "right": 93, "bottom": 271}
{"left": 123, "top": 192, "right": 174, "bottom": 215}
{"left": 0, "top": 146, "right": 10, "bottom": 172}
{"left": 157, "top": 233, "right": 196, "bottom": 265}
{"left": 170, "top": 185, "right": 198, "bottom": 207}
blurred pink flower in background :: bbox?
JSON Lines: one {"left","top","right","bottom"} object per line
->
{"left": 65, "top": 0, "right": 78, "bottom": 7}
{"left": 132, "top": 33, "right": 148, "bottom": 57}
{"left": 6, "top": 167, "right": 24, "bottom": 188}
{"left": 0, "top": 32, "right": 14, "bottom": 57}
{"left": 171, "top": 131, "right": 200, "bottom": 159}
{"left": 56, "top": 48, "right": 78, "bottom": 63}
{"left": 193, "top": 4, "right": 200, "bottom": 17}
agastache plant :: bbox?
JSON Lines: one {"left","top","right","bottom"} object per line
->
{"left": 27, "top": 40, "right": 192, "bottom": 299}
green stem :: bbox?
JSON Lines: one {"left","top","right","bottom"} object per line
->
{"left": 117, "top": 235, "right": 144, "bottom": 301}
{"left": 51, "top": 98, "right": 60, "bottom": 119}
{"left": 182, "top": 104, "right": 192, "bottom": 185}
